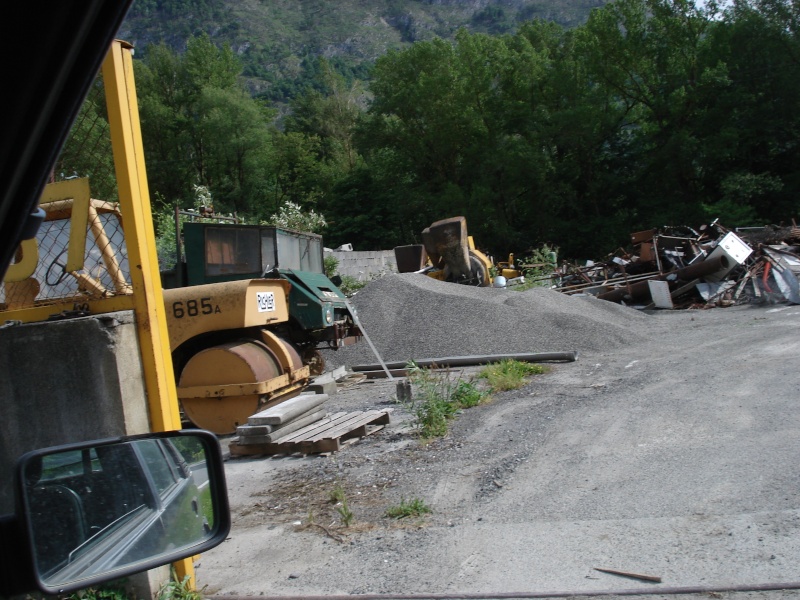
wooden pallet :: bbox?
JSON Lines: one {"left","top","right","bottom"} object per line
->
{"left": 229, "top": 409, "right": 392, "bottom": 457}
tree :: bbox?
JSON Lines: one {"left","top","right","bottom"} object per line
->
{"left": 285, "top": 59, "right": 368, "bottom": 172}
{"left": 578, "top": 0, "right": 721, "bottom": 228}
{"left": 195, "top": 86, "right": 273, "bottom": 216}
{"left": 136, "top": 34, "right": 274, "bottom": 215}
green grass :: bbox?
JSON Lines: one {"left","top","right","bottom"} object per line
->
{"left": 399, "top": 360, "right": 546, "bottom": 438}
{"left": 510, "top": 244, "right": 560, "bottom": 291}
{"left": 478, "top": 360, "right": 547, "bottom": 391}
{"left": 385, "top": 498, "right": 432, "bottom": 519}
{"left": 400, "top": 363, "right": 488, "bottom": 438}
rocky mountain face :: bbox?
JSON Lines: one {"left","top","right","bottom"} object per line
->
{"left": 121, "top": 0, "right": 605, "bottom": 101}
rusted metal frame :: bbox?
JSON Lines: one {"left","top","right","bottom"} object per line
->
{"left": 555, "top": 271, "right": 661, "bottom": 294}
{"left": 0, "top": 295, "right": 136, "bottom": 323}
{"left": 598, "top": 255, "right": 730, "bottom": 303}
{"left": 86, "top": 202, "right": 130, "bottom": 294}
{"left": 176, "top": 365, "right": 311, "bottom": 399}
{"left": 653, "top": 235, "right": 663, "bottom": 273}
{"left": 733, "top": 269, "right": 755, "bottom": 300}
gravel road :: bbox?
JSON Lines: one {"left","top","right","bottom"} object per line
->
{"left": 198, "top": 277, "right": 800, "bottom": 599}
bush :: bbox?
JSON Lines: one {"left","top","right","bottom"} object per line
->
{"left": 323, "top": 254, "right": 339, "bottom": 278}
{"left": 338, "top": 274, "right": 368, "bottom": 296}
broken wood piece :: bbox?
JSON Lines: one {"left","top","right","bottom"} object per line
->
{"left": 593, "top": 567, "right": 662, "bottom": 583}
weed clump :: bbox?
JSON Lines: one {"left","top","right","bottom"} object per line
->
{"left": 400, "top": 363, "right": 487, "bottom": 438}
{"left": 156, "top": 569, "right": 204, "bottom": 600}
{"left": 329, "top": 483, "right": 355, "bottom": 527}
{"left": 478, "top": 359, "right": 547, "bottom": 391}
{"left": 398, "top": 360, "right": 548, "bottom": 438}
{"left": 385, "top": 498, "right": 432, "bottom": 519}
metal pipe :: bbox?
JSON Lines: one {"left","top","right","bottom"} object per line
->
{"left": 352, "top": 352, "right": 578, "bottom": 373}
{"left": 87, "top": 202, "right": 129, "bottom": 294}
{"left": 598, "top": 255, "right": 730, "bottom": 303}
{"left": 211, "top": 581, "right": 800, "bottom": 600}
{"left": 174, "top": 204, "right": 183, "bottom": 287}
{"left": 345, "top": 298, "right": 393, "bottom": 379}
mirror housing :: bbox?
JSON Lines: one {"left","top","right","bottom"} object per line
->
{"left": 0, "top": 430, "right": 230, "bottom": 595}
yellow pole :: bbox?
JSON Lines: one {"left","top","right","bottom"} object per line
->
{"left": 101, "top": 40, "right": 195, "bottom": 587}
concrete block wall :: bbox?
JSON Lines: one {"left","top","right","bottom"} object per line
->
{"left": 0, "top": 310, "right": 151, "bottom": 515}
{"left": 326, "top": 249, "right": 398, "bottom": 281}
{"left": 0, "top": 311, "right": 169, "bottom": 596}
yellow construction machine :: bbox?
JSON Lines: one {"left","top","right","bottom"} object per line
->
{"left": 394, "top": 216, "right": 522, "bottom": 286}
{"left": 0, "top": 179, "right": 358, "bottom": 435}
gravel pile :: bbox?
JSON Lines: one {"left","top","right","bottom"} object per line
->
{"left": 323, "top": 273, "right": 650, "bottom": 368}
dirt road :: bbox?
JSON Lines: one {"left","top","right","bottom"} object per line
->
{"left": 199, "top": 303, "right": 800, "bottom": 598}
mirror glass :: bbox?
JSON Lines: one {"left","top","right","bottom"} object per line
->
{"left": 22, "top": 434, "right": 218, "bottom": 588}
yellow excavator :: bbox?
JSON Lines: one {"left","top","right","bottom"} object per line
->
{"left": 395, "top": 216, "right": 522, "bottom": 286}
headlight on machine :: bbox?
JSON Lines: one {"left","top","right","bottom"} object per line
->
{"left": 325, "top": 304, "right": 334, "bottom": 324}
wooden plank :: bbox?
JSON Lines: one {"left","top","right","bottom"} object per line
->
{"left": 248, "top": 393, "right": 328, "bottom": 425}
{"left": 272, "top": 412, "right": 351, "bottom": 443}
{"left": 303, "top": 412, "right": 376, "bottom": 443}
{"left": 237, "top": 409, "right": 328, "bottom": 445}
{"left": 310, "top": 410, "right": 391, "bottom": 442}
{"left": 229, "top": 440, "right": 285, "bottom": 457}
{"left": 229, "top": 410, "right": 392, "bottom": 457}
{"left": 303, "top": 437, "right": 342, "bottom": 454}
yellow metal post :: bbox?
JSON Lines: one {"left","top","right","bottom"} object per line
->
{"left": 102, "top": 40, "right": 195, "bottom": 586}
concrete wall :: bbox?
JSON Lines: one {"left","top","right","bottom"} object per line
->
{"left": 326, "top": 249, "right": 397, "bottom": 281}
{"left": 0, "top": 310, "right": 168, "bottom": 594}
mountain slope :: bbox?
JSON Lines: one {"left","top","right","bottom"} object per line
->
{"left": 121, "top": 0, "right": 606, "bottom": 102}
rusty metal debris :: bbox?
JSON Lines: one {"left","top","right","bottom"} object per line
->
{"left": 593, "top": 567, "right": 663, "bottom": 583}
{"left": 552, "top": 220, "right": 800, "bottom": 309}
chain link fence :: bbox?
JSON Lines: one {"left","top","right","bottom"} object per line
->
{"left": 1, "top": 75, "right": 132, "bottom": 312}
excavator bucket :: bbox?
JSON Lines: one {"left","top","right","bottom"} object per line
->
{"left": 422, "top": 216, "right": 490, "bottom": 286}
{"left": 422, "top": 217, "right": 471, "bottom": 278}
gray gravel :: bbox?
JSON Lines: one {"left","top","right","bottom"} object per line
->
{"left": 324, "top": 273, "right": 650, "bottom": 367}
{"left": 202, "top": 282, "right": 800, "bottom": 600}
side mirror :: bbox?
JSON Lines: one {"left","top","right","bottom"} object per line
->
{"left": 1, "top": 430, "right": 230, "bottom": 595}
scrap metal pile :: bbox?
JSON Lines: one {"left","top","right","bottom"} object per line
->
{"left": 552, "top": 221, "right": 800, "bottom": 308}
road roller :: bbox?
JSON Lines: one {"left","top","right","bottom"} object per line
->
{"left": 2, "top": 181, "right": 360, "bottom": 435}
{"left": 161, "top": 221, "right": 362, "bottom": 434}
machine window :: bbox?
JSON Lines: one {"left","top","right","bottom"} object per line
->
{"left": 205, "top": 227, "right": 261, "bottom": 276}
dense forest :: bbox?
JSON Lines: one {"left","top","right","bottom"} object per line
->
{"left": 100, "top": 0, "right": 800, "bottom": 260}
